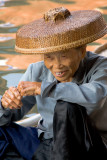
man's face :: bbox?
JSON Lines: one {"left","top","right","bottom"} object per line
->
{"left": 44, "top": 47, "right": 86, "bottom": 83}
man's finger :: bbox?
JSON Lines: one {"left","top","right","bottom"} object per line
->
{"left": 2, "top": 96, "right": 17, "bottom": 109}
{"left": 20, "top": 87, "right": 35, "bottom": 96}
{"left": 9, "top": 87, "right": 21, "bottom": 100}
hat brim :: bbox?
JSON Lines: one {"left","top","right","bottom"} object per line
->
{"left": 15, "top": 9, "right": 107, "bottom": 54}
{"left": 15, "top": 26, "right": 107, "bottom": 54}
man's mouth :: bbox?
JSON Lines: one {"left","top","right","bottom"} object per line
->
{"left": 55, "top": 71, "right": 66, "bottom": 77}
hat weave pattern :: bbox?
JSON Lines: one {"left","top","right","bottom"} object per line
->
{"left": 15, "top": 7, "right": 107, "bottom": 54}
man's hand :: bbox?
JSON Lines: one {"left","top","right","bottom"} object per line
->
{"left": 18, "top": 81, "right": 41, "bottom": 97}
{"left": 1, "top": 87, "right": 22, "bottom": 109}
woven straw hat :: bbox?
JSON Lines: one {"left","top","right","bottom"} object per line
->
{"left": 15, "top": 7, "right": 107, "bottom": 54}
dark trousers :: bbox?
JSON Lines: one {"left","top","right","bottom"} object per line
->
{"left": 0, "top": 123, "right": 40, "bottom": 160}
{"left": 1, "top": 101, "right": 107, "bottom": 160}
{"left": 33, "top": 101, "right": 107, "bottom": 160}
{"left": 52, "top": 101, "right": 107, "bottom": 159}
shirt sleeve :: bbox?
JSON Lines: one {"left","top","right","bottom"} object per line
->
{"left": 0, "top": 64, "right": 36, "bottom": 126}
{"left": 0, "top": 96, "right": 36, "bottom": 126}
{"left": 41, "top": 60, "right": 107, "bottom": 114}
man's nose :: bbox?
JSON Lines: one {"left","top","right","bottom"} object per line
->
{"left": 54, "top": 58, "right": 63, "bottom": 68}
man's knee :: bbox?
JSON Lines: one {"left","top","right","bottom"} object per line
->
{"left": 55, "top": 100, "right": 86, "bottom": 116}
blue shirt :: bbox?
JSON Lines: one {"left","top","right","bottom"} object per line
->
{"left": 0, "top": 51, "right": 107, "bottom": 139}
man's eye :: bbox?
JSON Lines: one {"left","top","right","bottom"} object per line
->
{"left": 45, "top": 56, "right": 53, "bottom": 60}
{"left": 62, "top": 55, "right": 66, "bottom": 58}
{"left": 45, "top": 55, "right": 50, "bottom": 59}
{"left": 61, "top": 53, "right": 66, "bottom": 57}
{"left": 47, "top": 56, "right": 51, "bottom": 59}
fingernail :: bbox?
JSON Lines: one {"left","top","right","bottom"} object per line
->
{"left": 18, "top": 96, "right": 21, "bottom": 99}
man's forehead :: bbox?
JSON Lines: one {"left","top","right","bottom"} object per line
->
{"left": 45, "top": 49, "right": 76, "bottom": 56}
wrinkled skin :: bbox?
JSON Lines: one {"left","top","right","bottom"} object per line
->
{"left": 1, "top": 46, "right": 86, "bottom": 109}
{"left": 1, "top": 87, "right": 22, "bottom": 109}
{"left": 44, "top": 47, "right": 86, "bottom": 83}
{"left": 18, "top": 81, "right": 41, "bottom": 97}
{"left": 1, "top": 82, "right": 41, "bottom": 109}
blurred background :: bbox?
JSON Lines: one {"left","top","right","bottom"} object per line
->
{"left": 0, "top": 0, "right": 107, "bottom": 116}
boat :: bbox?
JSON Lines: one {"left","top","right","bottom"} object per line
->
{"left": 16, "top": 113, "right": 41, "bottom": 127}
{"left": 94, "top": 42, "right": 107, "bottom": 57}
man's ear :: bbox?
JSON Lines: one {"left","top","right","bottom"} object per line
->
{"left": 81, "top": 45, "right": 86, "bottom": 59}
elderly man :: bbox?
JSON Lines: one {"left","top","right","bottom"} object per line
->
{"left": 0, "top": 7, "right": 107, "bottom": 160}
